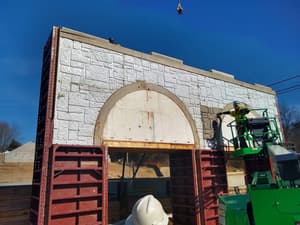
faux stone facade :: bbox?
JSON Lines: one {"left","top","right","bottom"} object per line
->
{"left": 200, "top": 105, "right": 223, "bottom": 140}
{"left": 52, "top": 29, "right": 278, "bottom": 148}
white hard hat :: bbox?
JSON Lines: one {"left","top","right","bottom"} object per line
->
{"left": 125, "top": 195, "right": 169, "bottom": 225}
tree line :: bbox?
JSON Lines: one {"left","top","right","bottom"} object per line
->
{"left": 0, "top": 122, "right": 21, "bottom": 152}
{"left": 280, "top": 105, "right": 300, "bottom": 151}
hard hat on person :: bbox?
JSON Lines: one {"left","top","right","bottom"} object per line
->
{"left": 233, "top": 101, "right": 240, "bottom": 109}
{"left": 125, "top": 195, "right": 169, "bottom": 225}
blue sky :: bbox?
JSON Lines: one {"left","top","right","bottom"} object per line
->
{"left": 1, "top": 0, "right": 300, "bottom": 143}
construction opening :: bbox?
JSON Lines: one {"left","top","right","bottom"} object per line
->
{"left": 29, "top": 27, "right": 295, "bottom": 225}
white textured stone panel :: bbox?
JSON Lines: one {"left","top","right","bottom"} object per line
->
{"left": 53, "top": 36, "right": 279, "bottom": 148}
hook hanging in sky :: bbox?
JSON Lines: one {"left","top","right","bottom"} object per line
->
{"left": 177, "top": 0, "right": 184, "bottom": 14}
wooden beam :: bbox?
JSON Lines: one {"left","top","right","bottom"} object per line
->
{"left": 103, "top": 140, "right": 195, "bottom": 150}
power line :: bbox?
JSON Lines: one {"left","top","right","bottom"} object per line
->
{"left": 277, "top": 88, "right": 300, "bottom": 95}
{"left": 276, "top": 84, "right": 300, "bottom": 93}
{"left": 267, "top": 74, "right": 300, "bottom": 86}
{"left": 276, "top": 84, "right": 300, "bottom": 95}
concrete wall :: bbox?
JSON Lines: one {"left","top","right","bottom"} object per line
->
{"left": 4, "top": 142, "right": 35, "bottom": 163}
{"left": 52, "top": 28, "right": 278, "bottom": 148}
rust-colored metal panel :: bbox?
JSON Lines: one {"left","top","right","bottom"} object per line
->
{"left": 47, "top": 145, "right": 108, "bottom": 225}
{"left": 169, "top": 151, "right": 201, "bottom": 225}
{"left": 196, "top": 149, "right": 228, "bottom": 225}
{"left": 30, "top": 27, "right": 59, "bottom": 225}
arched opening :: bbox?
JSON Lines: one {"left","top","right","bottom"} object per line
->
{"left": 94, "top": 82, "right": 201, "bottom": 224}
{"left": 94, "top": 81, "right": 199, "bottom": 148}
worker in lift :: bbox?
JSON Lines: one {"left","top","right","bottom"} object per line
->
{"left": 217, "top": 101, "right": 250, "bottom": 148}
{"left": 114, "top": 194, "right": 171, "bottom": 225}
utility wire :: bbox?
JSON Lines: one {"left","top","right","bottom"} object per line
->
{"left": 267, "top": 74, "right": 300, "bottom": 86}
{"left": 276, "top": 84, "right": 300, "bottom": 93}
{"left": 276, "top": 84, "right": 300, "bottom": 95}
{"left": 277, "top": 88, "right": 300, "bottom": 95}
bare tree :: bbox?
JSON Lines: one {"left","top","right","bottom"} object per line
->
{"left": 0, "top": 122, "right": 18, "bottom": 152}
{"left": 280, "top": 104, "right": 300, "bottom": 141}
{"left": 290, "top": 122, "right": 300, "bottom": 152}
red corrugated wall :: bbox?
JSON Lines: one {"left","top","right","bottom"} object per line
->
{"left": 30, "top": 27, "right": 59, "bottom": 225}
{"left": 196, "top": 149, "right": 228, "bottom": 225}
{"left": 46, "top": 145, "right": 108, "bottom": 225}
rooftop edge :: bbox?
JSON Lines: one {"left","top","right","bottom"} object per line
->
{"left": 58, "top": 26, "right": 275, "bottom": 95}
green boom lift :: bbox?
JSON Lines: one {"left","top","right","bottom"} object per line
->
{"left": 218, "top": 108, "right": 300, "bottom": 225}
